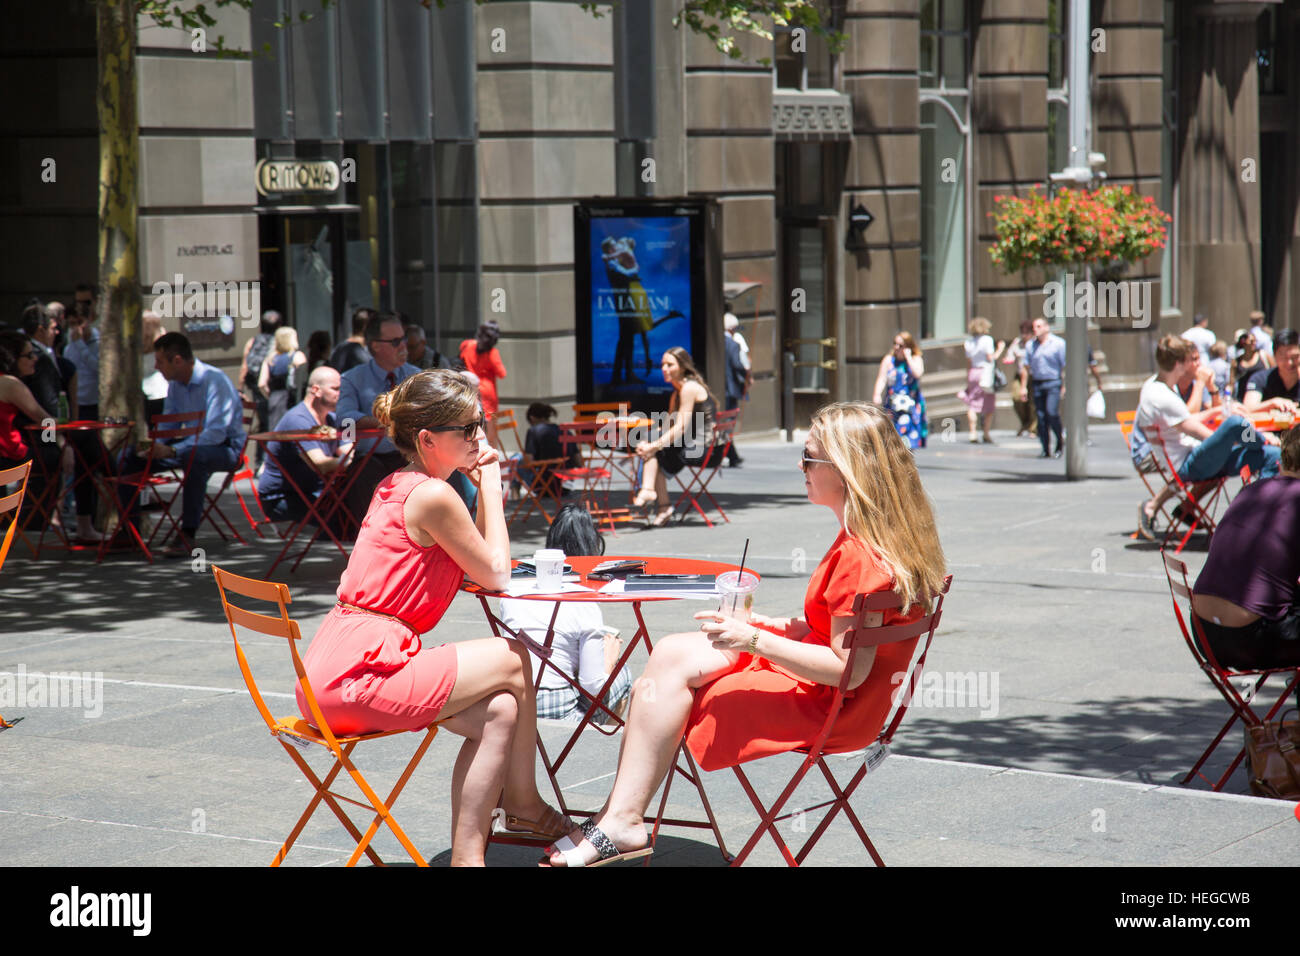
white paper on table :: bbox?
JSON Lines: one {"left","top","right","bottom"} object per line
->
{"left": 596, "top": 579, "right": 720, "bottom": 600}
{"left": 503, "top": 580, "right": 592, "bottom": 597}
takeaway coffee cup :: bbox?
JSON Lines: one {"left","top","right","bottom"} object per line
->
{"left": 716, "top": 571, "right": 758, "bottom": 622}
{"left": 533, "top": 549, "right": 566, "bottom": 591}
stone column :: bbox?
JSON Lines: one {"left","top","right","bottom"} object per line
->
{"left": 1176, "top": 2, "right": 1270, "bottom": 328}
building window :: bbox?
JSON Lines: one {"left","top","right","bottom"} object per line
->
{"left": 773, "top": 1, "right": 840, "bottom": 91}
{"left": 920, "top": 0, "right": 969, "bottom": 340}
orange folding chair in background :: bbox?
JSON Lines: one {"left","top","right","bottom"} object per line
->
{"left": 212, "top": 565, "right": 440, "bottom": 866}
{"left": 728, "top": 575, "right": 951, "bottom": 867}
{"left": 0, "top": 461, "right": 31, "bottom": 731}
{"left": 1161, "top": 551, "right": 1300, "bottom": 792}
{"left": 1141, "top": 426, "right": 1229, "bottom": 554}
{"left": 493, "top": 408, "right": 524, "bottom": 456}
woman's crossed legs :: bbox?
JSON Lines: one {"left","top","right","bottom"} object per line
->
{"left": 545, "top": 630, "right": 739, "bottom": 866}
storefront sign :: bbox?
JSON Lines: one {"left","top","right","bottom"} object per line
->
{"left": 181, "top": 314, "right": 237, "bottom": 350}
{"left": 255, "top": 158, "right": 340, "bottom": 197}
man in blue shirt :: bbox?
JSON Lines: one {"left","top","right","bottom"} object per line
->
{"left": 117, "top": 332, "right": 246, "bottom": 557}
{"left": 64, "top": 282, "right": 100, "bottom": 420}
{"left": 258, "top": 366, "right": 353, "bottom": 522}
{"left": 336, "top": 312, "right": 420, "bottom": 517}
{"left": 1024, "top": 317, "right": 1067, "bottom": 458}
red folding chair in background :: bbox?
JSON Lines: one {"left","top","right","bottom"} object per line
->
{"left": 1141, "top": 426, "right": 1229, "bottom": 554}
{"left": 195, "top": 399, "right": 261, "bottom": 544}
{"left": 670, "top": 408, "right": 739, "bottom": 528}
{"left": 503, "top": 454, "right": 568, "bottom": 529}
{"left": 729, "top": 575, "right": 951, "bottom": 866}
{"left": 1161, "top": 551, "right": 1300, "bottom": 792}
{"left": 99, "top": 411, "right": 204, "bottom": 562}
{"left": 555, "top": 421, "right": 636, "bottom": 534}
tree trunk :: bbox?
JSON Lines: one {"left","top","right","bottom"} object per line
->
{"left": 97, "top": 0, "right": 144, "bottom": 438}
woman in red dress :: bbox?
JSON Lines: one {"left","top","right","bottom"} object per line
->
{"left": 296, "top": 369, "right": 568, "bottom": 866}
{"left": 458, "top": 321, "right": 507, "bottom": 452}
{"left": 545, "top": 401, "right": 947, "bottom": 865}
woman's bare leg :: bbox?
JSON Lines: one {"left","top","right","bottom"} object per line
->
{"left": 437, "top": 637, "right": 548, "bottom": 865}
{"left": 546, "top": 631, "right": 738, "bottom": 865}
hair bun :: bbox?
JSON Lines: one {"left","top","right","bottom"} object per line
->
{"left": 372, "top": 390, "right": 394, "bottom": 427}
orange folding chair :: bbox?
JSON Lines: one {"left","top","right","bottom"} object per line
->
{"left": 729, "top": 575, "right": 951, "bottom": 866}
{"left": 0, "top": 461, "right": 31, "bottom": 577}
{"left": 669, "top": 408, "right": 739, "bottom": 528}
{"left": 572, "top": 402, "right": 629, "bottom": 423}
{"left": 494, "top": 408, "right": 525, "bottom": 455}
{"left": 0, "top": 461, "right": 31, "bottom": 730}
{"left": 503, "top": 454, "right": 569, "bottom": 528}
{"left": 212, "top": 565, "right": 440, "bottom": 866}
{"left": 99, "top": 411, "right": 204, "bottom": 562}
{"left": 1160, "top": 551, "right": 1300, "bottom": 791}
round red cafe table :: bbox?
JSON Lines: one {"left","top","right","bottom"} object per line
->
{"left": 462, "top": 554, "right": 760, "bottom": 861}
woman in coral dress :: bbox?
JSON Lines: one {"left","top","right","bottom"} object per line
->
{"left": 545, "top": 402, "right": 948, "bottom": 865}
{"left": 458, "top": 321, "right": 507, "bottom": 451}
{"left": 296, "top": 369, "right": 568, "bottom": 866}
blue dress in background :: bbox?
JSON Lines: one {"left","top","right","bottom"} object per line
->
{"left": 882, "top": 356, "right": 928, "bottom": 449}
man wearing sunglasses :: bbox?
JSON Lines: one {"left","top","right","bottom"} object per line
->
{"left": 337, "top": 312, "right": 420, "bottom": 520}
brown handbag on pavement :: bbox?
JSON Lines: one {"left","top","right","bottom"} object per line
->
{"left": 1244, "top": 709, "right": 1300, "bottom": 799}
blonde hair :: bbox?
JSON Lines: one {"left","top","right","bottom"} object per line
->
{"left": 810, "top": 402, "right": 947, "bottom": 612}
{"left": 372, "top": 369, "right": 481, "bottom": 461}
{"left": 968, "top": 316, "right": 992, "bottom": 337}
{"left": 274, "top": 326, "right": 299, "bottom": 354}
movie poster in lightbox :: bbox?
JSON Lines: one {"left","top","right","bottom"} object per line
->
{"left": 588, "top": 216, "right": 693, "bottom": 402}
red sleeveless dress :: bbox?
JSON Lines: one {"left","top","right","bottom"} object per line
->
{"left": 296, "top": 470, "right": 462, "bottom": 735}
{"left": 683, "top": 530, "right": 924, "bottom": 771}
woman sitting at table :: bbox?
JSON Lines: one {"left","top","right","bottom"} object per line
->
{"left": 545, "top": 401, "right": 948, "bottom": 866}
{"left": 632, "top": 347, "right": 717, "bottom": 528}
{"left": 1192, "top": 424, "right": 1300, "bottom": 670}
{"left": 500, "top": 505, "right": 632, "bottom": 724}
{"left": 0, "top": 332, "right": 60, "bottom": 526}
{"left": 296, "top": 369, "right": 570, "bottom": 866}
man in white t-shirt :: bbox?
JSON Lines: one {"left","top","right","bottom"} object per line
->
{"left": 1137, "top": 334, "right": 1280, "bottom": 480}
{"left": 1181, "top": 313, "right": 1216, "bottom": 364}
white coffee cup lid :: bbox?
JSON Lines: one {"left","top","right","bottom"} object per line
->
{"left": 534, "top": 549, "right": 565, "bottom": 561}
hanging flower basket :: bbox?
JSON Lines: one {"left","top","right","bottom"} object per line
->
{"left": 988, "top": 184, "right": 1171, "bottom": 276}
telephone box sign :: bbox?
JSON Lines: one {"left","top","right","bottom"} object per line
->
{"left": 255, "top": 159, "right": 340, "bottom": 197}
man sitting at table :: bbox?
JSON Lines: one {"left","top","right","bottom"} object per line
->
{"left": 1241, "top": 327, "right": 1300, "bottom": 414}
{"left": 1136, "top": 335, "right": 1280, "bottom": 517}
{"left": 258, "top": 366, "right": 354, "bottom": 523}
{"left": 1192, "top": 424, "right": 1300, "bottom": 669}
{"left": 336, "top": 312, "right": 420, "bottom": 519}
{"left": 116, "top": 332, "right": 245, "bottom": 557}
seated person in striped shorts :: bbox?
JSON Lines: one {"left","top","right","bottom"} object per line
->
{"left": 499, "top": 505, "right": 631, "bottom": 724}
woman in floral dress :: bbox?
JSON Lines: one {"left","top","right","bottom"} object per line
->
{"left": 872, "top": 332, "right": 928, "bottom": 449}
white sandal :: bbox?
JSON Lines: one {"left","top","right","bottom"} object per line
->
{"left": 547, "top": 821, "right": 652, "bottom": 867}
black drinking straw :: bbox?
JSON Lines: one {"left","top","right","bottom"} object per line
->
{"left": 737, "top": 538, "right": 750, "bottom": 586}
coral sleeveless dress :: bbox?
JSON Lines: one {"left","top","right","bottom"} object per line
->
{"left": 295, "top": 470, "right": 462, "bottom": 736}
{"left": 458, "top": 341, "right": 507, "bottom": 416}
{"left": 684, "top": 529, "right": 924, "bottom": 772}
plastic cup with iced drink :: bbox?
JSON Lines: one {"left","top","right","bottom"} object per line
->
{"left": 716, "top": 571, "right": 758, "bottom": 622}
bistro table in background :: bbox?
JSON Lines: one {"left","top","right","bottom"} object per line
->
{"left": 20, "top": 419, "right": 132, "bottom": 558}
{"left": 249, "top": 427, "right": 385, "bottom": 576}
{"left": 463, "top": 554, "right": 759, "bottom": 861}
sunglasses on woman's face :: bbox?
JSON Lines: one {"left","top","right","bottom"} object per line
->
{"left": 427, "top": 417, "right": 485, "bottom": 442}
{"left": 799, "top": 453, "right": 834, "bottom": 470}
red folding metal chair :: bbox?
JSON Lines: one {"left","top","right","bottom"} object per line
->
{"left": 729, "top": 574, "right": 951, "bottom": 866}
{"left": 503, "top": 455, "right": 568, "bottom": 528}
{"left": 669, "top": 408, "right": 739, "bottom": 528}
{"left": 1141, "top": 426, "right": 1230, "bottom": 554}
{"left": 199, "top": 398, "right": 277, "bottom": 540}
{"left": 554, "top": 421, "right": 637, "bottom": 534}
{"left": 99, "top": 411, "right": 203, "bottom": 562}
{"left": 1160, "top": 550, "right": 1300, "bottom": 791}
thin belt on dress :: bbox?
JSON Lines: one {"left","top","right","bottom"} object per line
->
{"left": 336, "top": 601, "right": 419, "bottom": 635}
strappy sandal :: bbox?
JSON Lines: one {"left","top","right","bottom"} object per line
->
{"left": 542, "top": 820, "right": 653, "bottom": 867}
{"left": 645, "top": 506, "right": 674, "bottom": 528}
{"left": 493, "top": 804, "right": 574, "bottom": 841}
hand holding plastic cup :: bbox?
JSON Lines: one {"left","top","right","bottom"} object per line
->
{"left": 533, "top": 548, "right": 565, "bottom": 591}
{"left": 716, "top": 571, "right": 758, "bottom": 623}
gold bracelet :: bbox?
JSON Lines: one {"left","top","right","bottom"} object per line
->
{"left": 747, "top": 630, "right": 761, "bottom": 655}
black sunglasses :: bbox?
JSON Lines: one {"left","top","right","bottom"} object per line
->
{"left": 373, "top": 335, "right": 407, "bottom": 348}
{"left": 427, "top": 417, "right": 485, "bottom": 441}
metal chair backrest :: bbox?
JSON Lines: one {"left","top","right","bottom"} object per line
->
{"left": 211, "top": 565, "right": 345, "bottom": 754}
{"left": 572, "top": 402, "right": 629, "bottom": 423}
{"left": 1160, "top": 549, "right": 1225, "bottom": 673}
{"left": 494, "top": 409, "right": 524, "bottom": 453}
{"left": 0, "top": 461, "right": 32, "bottom": 575}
